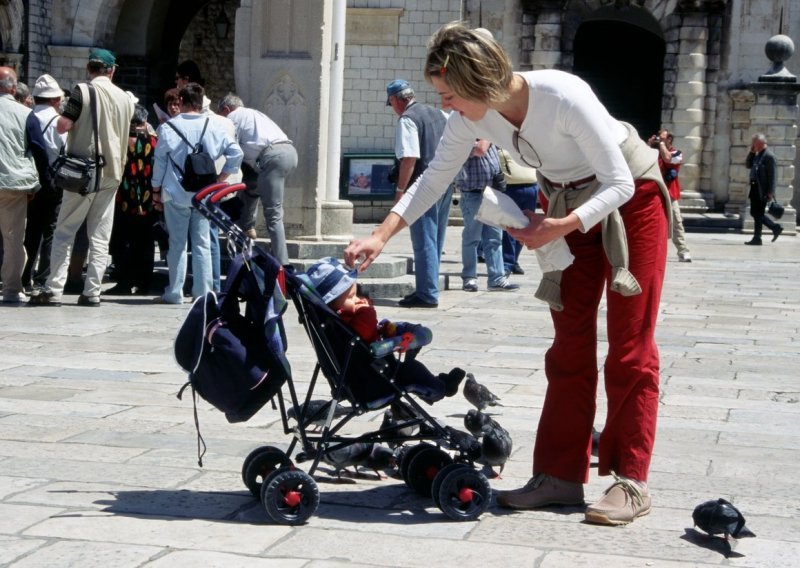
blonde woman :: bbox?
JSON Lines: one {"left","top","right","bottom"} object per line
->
{"left": 346, "top": 21, "right": 670, "bottom": 525}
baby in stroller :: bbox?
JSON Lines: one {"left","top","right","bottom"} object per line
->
{"left": 304, "top": 257, "right": 466, "bottom": 404}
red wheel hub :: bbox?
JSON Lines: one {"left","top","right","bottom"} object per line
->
{"left": 283, "top": 490, "right": 302, "bottom": 508}
{"left": 458, "top": 487, "right": 474, "bottom": 503}
{"left": 425, "top": 465, "right": 439, "bottom": 480}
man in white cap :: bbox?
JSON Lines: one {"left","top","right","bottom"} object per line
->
{"left": 22, "top": 74, "right": 66, "bottom": 292}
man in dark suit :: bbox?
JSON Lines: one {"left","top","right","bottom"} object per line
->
{"left": 745, "top": 133, "right": 782, "bottom": 245}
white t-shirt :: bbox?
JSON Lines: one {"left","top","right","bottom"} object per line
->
{"left": 393, "top": 70, "right": 635, "bottom": 232}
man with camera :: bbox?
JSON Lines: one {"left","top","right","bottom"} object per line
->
{"left": 649, "top": 129, "right": 691, "bottom": 262}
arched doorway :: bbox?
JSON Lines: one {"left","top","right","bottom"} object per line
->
{"left": 572, "top": 9, "right": 665, "bottom": 138}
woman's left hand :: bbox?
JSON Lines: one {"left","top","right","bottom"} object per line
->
{"left": 507, "top": 210, "right": 582, "bottom": 249}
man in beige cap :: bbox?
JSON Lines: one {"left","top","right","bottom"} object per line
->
{"left": 30, "top": 48, "right": 133, "bottom": 307}
{"left": 22, "top": 74, "right": 66, "bottom": 292}
{"left": 0, "top": 66, "right": 40, "bottom": 303}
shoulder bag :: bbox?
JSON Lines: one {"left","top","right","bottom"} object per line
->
{"left": 51, "top": 83, "right": 106, "bottom": 195}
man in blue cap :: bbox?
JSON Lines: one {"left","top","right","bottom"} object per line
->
{"left": 31, "top": 47, "right": 134, "bottom": 307}
{"left": 386, "top": 79, "right": 452, "bottom": 308}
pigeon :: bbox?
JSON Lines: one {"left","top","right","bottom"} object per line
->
{"left": 693, "top": 499, "right": 755, "bottom": 539}
{"left": 479, "top": 420, "right": 513, "bottom": 477}
{"left": 321, "top": 441, "right": 374, "bottom": 479}
{"left": 463, "top": 373, "right": 502, "bottom": 411}
{"left": 287, "top": 400, "right": 351, "bottom": 431}
{"left": 464, "top": 408, "right": 493, "bottom": 438}
{"left": 364, "top": 444, "right": 398, "bottom": 479}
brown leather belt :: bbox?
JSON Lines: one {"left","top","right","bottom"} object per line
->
{"left": 544, "top": 175, "right": 596, "bottom": 189}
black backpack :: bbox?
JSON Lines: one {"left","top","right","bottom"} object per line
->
{"left": 165, "top": 118, "right": 218, "bottom": 192}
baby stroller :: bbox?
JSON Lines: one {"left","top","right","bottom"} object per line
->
{"left": 178, "top": 183, "right": 493, "bottom": 525}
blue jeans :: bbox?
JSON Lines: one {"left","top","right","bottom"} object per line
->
{"left": 459, "top": 191, "right": 505, "bottom": 286}
{"left": 209, "top": 226, "right": 221, "bottom": 292}
{"left": 409, "top": 184, "right": 454, "bottom": 304}
{"left": 502, "top": 183, "right": 539, "bottom": 270}
{"left": 163, "top": 200, "right": 212, "bottom": 304}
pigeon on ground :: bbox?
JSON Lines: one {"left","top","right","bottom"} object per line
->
{"left": 463, "top": 373, "right": 502, "bottom": 411}
{"left": 321, "top": 441, "right": 374, "bottom": 479}
{"left": 444, "top": 426, "right": 482, "bottom": 460}
{"left": 379, "top": 407, "right": 418, "bottom": 447}
{"left": 479, "top": 420, "right": 513, "bottom": 477}
{"left": 692, "top": 498, "right": 755, "bottom": 557}
{"left": 364, "top": 444, "right": 398, "bottom": 479}
{"left": 287, "top": 400, "right": 351, "bottom": 431}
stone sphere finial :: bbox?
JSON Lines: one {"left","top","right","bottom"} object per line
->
{"left": 760, "top": 34, "right": 796, "bottom": 82}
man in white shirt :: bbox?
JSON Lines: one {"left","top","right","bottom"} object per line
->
{"left": 217, "top": 93, "right": 297, "bottom": 266}
{"left": 23, "top": 73, "right": 66, "bottom": 291}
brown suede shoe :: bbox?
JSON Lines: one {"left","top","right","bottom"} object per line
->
{"left": 496, "top": 473, "right": 584, "bottom": 509}
{"left": 585, "top": 472, "right": 651, "bottom": 525}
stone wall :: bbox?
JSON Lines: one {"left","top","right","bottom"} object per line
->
{"left": 341, "top": 0, "right": 462, "bottom": 221}
{"left": 25, "top": 0, "right": 52, "bottom": 81}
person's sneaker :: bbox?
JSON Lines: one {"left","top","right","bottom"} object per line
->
{"left": 488, "top": 278, "right": 520, "bottom": 292}
{"left": 28, "top": 291, "right": 62, "bottom": 306}
{"left": 2, "top": 292, "right": 27, "bottom": 304}
{"left": 584, "top": 472, "right": 651, "bottom": 526}
{"left": 772, "top": 225, "right": 783, "bottom": 242}
{"left": 744, "top": 239, "right": 762, "bottom": 246}
{"left": 397, "top": 294, "right": 437, "bottom": 308}
{"left": 462, "top": 278, "right": 478, "bottom": 292}
{"left": 678, "top": 252, "right": 692, "bottom": 262}
{"left": 496, "top": 473, "right": 584, "bottom": 509}
{"left": 511, "top": 263, "right": 525, "bottom": 275}
{"left": 77, "top": 294, "right": 101, "bottom": 307}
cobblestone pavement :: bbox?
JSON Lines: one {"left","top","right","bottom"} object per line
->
{"left": 1, "top": 227, "right": 798, "bottom": 567}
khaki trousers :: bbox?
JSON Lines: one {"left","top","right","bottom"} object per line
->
{"left": 0, "top": 191, "right": 30, "bottom": 298}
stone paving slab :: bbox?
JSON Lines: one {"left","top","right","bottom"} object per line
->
{"left": 0, "top": 230, "right": 797, "bottom": 567}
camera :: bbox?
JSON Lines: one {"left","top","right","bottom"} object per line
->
{"left": 647, "top": 134, "right": 660, "bottom": 149}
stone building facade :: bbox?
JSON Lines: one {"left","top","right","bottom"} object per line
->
{"left": 1, "top": 0, "right": 797, "bottom": 235}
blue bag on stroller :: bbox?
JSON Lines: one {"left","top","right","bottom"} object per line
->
{"left": 175, "top": 250, "right": 291, "bottom": 425}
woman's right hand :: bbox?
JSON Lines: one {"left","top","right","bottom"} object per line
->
{"left": 344, "top": 233, "right": 387, "bottom": 272}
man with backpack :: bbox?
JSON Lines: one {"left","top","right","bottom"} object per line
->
{"left": 23, "top": 74, "right": 66, "bottom": 293}
{"left": 151, "top": 83, "right": 242, "bottom": 304}
{"left": 30, "top": 49, "right": 134, "bottom": 307}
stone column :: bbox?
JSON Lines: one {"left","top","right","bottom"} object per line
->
{"left": 671, "top": 13, "right": 707, "bottom": 212}
{"left": 234, "top": 0, "right": 352, "bottom": 249}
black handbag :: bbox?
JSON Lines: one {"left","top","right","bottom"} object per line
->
{"left": 768, "top": 200, "right": 785, "bottom": 219}
{"left": 51, "top": 83, "right": 105, "bottom": 195}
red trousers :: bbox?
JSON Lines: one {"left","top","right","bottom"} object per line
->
{"left": 534, "top": 180, "right": 667, "bottom": 483}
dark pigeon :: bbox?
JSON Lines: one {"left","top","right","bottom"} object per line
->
{"left": 444, "top": 426, "right": 482, "bottom": 460}
{"left": 464, "top": 408, "right": 492, "bottom": 438}
{"left": 693, "top": 498, "right": 755, "bottom": 539}
{"left": 322, "top": 441, "right": 374, "bottom": 478}
{"left": 463, "top": 373, "right": 501, "bottom": 411}
{"left": 479, "top": 419, "right": 513, "bottom": 477}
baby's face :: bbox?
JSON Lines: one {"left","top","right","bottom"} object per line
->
{"left": 330, "top": 283, "right": 368, "bottom": 312}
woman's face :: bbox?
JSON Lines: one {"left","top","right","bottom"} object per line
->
{"left": 431, "top": 75, "right": 488, "bottom": 121}
{"left": 166, "top": 99, "right": 181, "bottom": 117}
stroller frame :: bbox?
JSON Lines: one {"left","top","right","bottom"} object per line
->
{"left": 191, "top": 184, "right": 492, "bottom": 525}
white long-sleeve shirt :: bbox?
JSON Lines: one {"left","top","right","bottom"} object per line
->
{"left": 226, "top": 106, "right": 290, "bottom": 169}
{"left": 393, "top": 70, "right": 635, "bottom": 232}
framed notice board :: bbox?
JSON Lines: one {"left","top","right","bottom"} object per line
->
{"left": 340, "top": 153, "right": 396, "bottom": 200}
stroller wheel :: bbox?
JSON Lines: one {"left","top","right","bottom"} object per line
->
{"left": 243, "top": 448, "right": 293, "bottom": 498}
{"left": 431, "top": 462, "right": 471, "bottom": 508}
{"left": 241, "top": 446, "right": 286, "bottom": 488}
{"left": 406, "top": 446, "right": 453, "bottom": 497}
{"left": 261, "top": 468, "right": 320, "bottom": 525}
{"left": 399, "top": 442, "right": 435, "bottom": 485}
{"left": 436, "top": 468, "right": 491, "bottom": 522}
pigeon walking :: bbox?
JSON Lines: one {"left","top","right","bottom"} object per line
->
{"left": 692, "top": 498, "right": 755, "bottom": 557}
{"left": 322, "top": 441, "right": 374, "bottom": 479}
{"left": 463, "top": 373, "right": 502, "bottom": 411}
{"left": 464, "top": 408, "right": 493, "bottom": 438}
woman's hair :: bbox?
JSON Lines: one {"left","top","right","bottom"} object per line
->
{"left": 424, "top": 21, "right": 513, "bottom": 105}
{"left": 163, "top": 87, "right": 180, "bottom": 107}
{"left": 131, "top": 103, "right": 149, "bottom": 125}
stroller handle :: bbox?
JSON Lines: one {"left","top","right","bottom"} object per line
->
{"left": 209, "top": 183, "right": 247, "bottom": 203}
{"left": 193, "top": 182, "right": 231, "bottom": 202}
